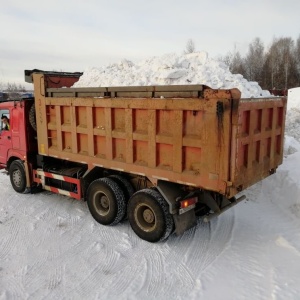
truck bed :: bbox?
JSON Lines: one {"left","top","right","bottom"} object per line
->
{"left": 32, "top": 73, "right": 287, "bottom": 198}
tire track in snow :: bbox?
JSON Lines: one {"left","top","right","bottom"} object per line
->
{"left": 47, "top": 265, "right": 63, "bottom": 291}
{"left": 79, "top": 212, "right": 236, "bottom": 299}
{"left": 11, "top": 197, "right": 88, "bottom": 294}
{"left": 167, "top": 211, "right": 235, "bottom": 275}
{"left": 0, "top": 276, "right": 26, "bottom": 300}
{"left": 0, "top": 218, "right": 21, "bottom": 261}
{"left": 203, "top": 211, "right": 236, "bottom": 268}
{"left": 55, "top": 222, "right": 133, "bottom": 298}
{"left": 65, "top": 247, "right": 123, "bottom": 299}
{"left": 69, "top": 236, "right": 166, "bottom": 299}
{"left": 0, "top": 172, "right": 238, "bottom": 299}
{"left": 144, "top": 251, "right": 166, "bottom": 297}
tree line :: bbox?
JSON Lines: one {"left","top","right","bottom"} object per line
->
{"left": 1, "top": 82, "right": 27, "bottom": 92}
{"left": 221, "top": 36, "right": 300, "bottom": 91}
{"left": 2, "top": 36, "right": 300, "bottom": 93}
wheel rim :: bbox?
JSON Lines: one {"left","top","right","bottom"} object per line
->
{"left": 12, "top": 169, "right": 22, "bottom": 188}
{"left": 134, "top": 203, "right": 156, "bottom": 232}
{"left": 94, "top": 191, "right": 110, "bottom": 216}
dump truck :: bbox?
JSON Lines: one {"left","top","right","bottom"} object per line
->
{"left": 0, "top": 70, "right": 287, "bottom": 242}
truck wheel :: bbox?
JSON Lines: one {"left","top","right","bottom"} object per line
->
{"left": 109, "top": 175, "right": 135, "bottom": 220}
{"left": 128, "top": 189, "right": 174, "bottom": 243}
{"left": 109, "top": 175, "right": 135, "bottom": 202}
{"left": 87, "top": 178, "right": 126, "bottom": 225}
{"left": 9, "top": 160, "right": 27, "bottom": 193}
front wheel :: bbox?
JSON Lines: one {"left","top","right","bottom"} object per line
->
{"left": 128, "top": 189, "right": 174, "bottom": 243}
{"left": 9, "top": 160, "right": 27, "bottom": 193}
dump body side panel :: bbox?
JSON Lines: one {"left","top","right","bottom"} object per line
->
{"left": 33, "top": 73, "right": 237, "bottom": 195}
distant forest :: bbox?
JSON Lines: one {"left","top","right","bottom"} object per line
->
{"left": 220, "top": 36, "right": 300, "bottom": 91}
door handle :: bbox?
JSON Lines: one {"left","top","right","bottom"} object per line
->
{"left": 7, "top": 136, "right": 11, "bottom": 140}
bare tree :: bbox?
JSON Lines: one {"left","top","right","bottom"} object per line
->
{"left": 220, "top": 35, "right": 300, "bottom": 90}
{"left": 263, "top": 37, "right": 297, "bottom": 90}
{"left": 244, "top": 37, "right": 265, "bottom": 84}
{"left": 230, "top": 51, "right": 246, "bottom": 75}
{"left": 6, "top": 82, "right": 26, "bottom": 92}
{"left": 184, "top": 39, "right": 196, "bottom": 54}
{"left": 220, "top": 45, "right": 246, "bottom": 75}
{"left": 295, "top": 35, "right": 300, "bottom": 86}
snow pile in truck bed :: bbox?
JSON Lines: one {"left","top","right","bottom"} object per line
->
{"left": 73, "top": 51, "right": 271, "bottom": 98}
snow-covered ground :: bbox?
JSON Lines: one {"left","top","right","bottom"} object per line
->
{"left": 1, "top": 52, "right": 300, "bottom": 300}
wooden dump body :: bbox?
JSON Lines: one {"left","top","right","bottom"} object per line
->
{"left": 31, "top": 72, "right": 287, "bottom": 198}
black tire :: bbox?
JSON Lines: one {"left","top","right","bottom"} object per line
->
{"left": 109, "top": 175, "right": 135, "bottom": 220}
{"left": 87, "top": 178, "right": 126, "bottom": 225}
{"left": 29, "top": 104, "right": 37, "bottom": 131}
{"left": 109, "top": 175, "right": 135, "bottom": 202}
{"left": 9, "top": 160, "right": 27, "bottom": 193}
{"left": 128, "top": 189, "right": 174, "bottom": 243}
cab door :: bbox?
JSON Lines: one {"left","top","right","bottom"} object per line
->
{"left": 0, "top": 108, "right": 12, "bottom": 167}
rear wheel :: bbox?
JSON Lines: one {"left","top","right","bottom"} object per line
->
{"left": 109, "top": 175, "right": 135, "bottom": 220}
{"left": 128, "top": 189, "right": 174, "bottom": 243}
{"left": 9, "top": 160, "right": 27, "bottom": 193}
{"left": 87, "top": 178, "right": 126, "bottom": 225}
{"left": 109, "top": 175, "right": 135, "bottom": 202}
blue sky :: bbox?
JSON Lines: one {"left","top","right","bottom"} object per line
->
{"left": 0, "top": 0, "right": 299, "bottom": 88}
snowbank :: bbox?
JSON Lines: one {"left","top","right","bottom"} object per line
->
{"left": 73, "top": 52, "right": 271, "bottom": 98}
{"left": 285, "top": 87, "right": 300, "bottom": 154}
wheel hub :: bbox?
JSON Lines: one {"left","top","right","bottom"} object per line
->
{"left": 94, "top": 193, "right": 110, "bottom": 216}
{"left": 13, "top": 170, "right": 22, "bottom": 187}
{"left": 134, "top": 204, "right": 156, "bottom": 232}
{"left": 100, "top": 196, "right": 109, "bottom": 209}
{"left": 143, "top": 209, "right": 154, "bottom": 224}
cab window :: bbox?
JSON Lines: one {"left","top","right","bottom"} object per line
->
{"left": 0, "top": 109, "right": 10, "bottom": 131}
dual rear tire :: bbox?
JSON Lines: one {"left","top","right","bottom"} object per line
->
{"left": 87, "top": 177, "right": 127, "bottom": 226}
{"left": 86, "top": 177, "right": 174, "bottom": 243}
{"left": 128, "top": 189, "right": 174, "bottom": 243}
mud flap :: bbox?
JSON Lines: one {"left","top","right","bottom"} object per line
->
{"left": 173, "top": 209, "right": 197, "bottom": 235}
{"left": 23, "top": 161, "right": 31, "bottom": 188}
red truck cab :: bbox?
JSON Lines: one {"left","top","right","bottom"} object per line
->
{"left": 0, "top": 98, "right": 37, "bottom": 191}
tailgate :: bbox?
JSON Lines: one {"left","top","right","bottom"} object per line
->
{"left": 229, "top": 97, "right": 287, "bottom": 197}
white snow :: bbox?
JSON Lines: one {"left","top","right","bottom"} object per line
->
{"left": 73, "top": 52, "right": 271, "bottom": 98}
{"left": 1, "top": 52, "right": 300, "bottom": 299}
